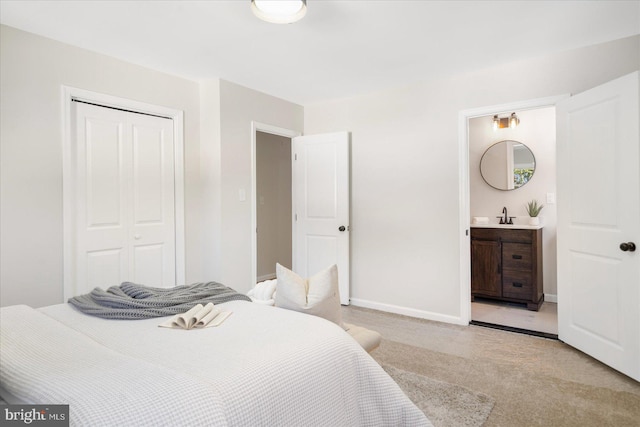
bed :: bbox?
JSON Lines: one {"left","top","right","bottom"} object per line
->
{"left": 1, "top": 299, "right": 431, "bottom": 426}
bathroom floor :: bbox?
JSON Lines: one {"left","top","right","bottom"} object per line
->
{"left": 471, "top": 298, "right": 558, "bottom": 337}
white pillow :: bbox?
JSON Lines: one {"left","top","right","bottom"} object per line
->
{"left": 275, "top": 263, "right": 345, "bottom": 329}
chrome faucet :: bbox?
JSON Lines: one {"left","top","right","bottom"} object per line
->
{"left": 497, "top": 207, "right": 514, "bottom": 225}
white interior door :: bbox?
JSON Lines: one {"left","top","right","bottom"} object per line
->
{"left": 293, "top": 132, "right": 350, "bottom": 305}
{"left": 557, "top": 72, "right": 639, "bottom": 381}
{"left": 74, "top": 102, "right": 176, "bottom": 296}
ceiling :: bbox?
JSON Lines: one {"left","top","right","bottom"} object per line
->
{"left": 1, "top": 1, "right": 638, "bottom": 105}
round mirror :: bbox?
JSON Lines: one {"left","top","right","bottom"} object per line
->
{"left": 480, "top": 140, "right": 536, "bottom": 191}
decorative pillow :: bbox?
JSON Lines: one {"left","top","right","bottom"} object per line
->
{"left": 275, "top": 263, "right": 345, "bottom": 329}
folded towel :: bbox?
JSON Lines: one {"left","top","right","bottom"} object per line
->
{"left": 472, "top": 216, "right": 490, "bottom": 224}
{"left": 248, "top": 279, "right": 277, "bottom": 304}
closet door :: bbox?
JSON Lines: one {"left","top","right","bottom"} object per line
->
{"left": 73, "top": 102, "right": 175, "bottom": 296}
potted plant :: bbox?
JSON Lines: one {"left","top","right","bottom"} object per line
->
{"left": 526, "top": 200, "right": 544, "bottom": 225}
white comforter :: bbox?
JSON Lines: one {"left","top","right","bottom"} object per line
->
{"left": 1, "top": 301, "right": 430, "bottom": 426}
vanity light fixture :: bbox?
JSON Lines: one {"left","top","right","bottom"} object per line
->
{"left": 492, "top": 112, "right": 520, "bottom": 130}
{"left": 509, "top": 112, "right": 520, "bottom": 129}
{"left": 251, "top": 0, "right": 307, "bottom": 24}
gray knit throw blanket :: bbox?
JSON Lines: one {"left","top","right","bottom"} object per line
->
{"left": 68, "top": 281, "right": 251, "bottom": 319}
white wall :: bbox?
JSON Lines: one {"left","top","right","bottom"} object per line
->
{"left": 469, "top": 107, "right": 557, "bottom": 297}
{"left": 1, "top": 22, "right": 637, "bottom": 324}
{"left": 304, "top": 35, "right": 639, "bottom": 322}
{"left": 199, "top": 79, "right": 223, "bottom": 284}
{"left": 218, "top": 81, "right": 303, "bottom": 292}
{"left": 0, "top": 26, "right": 304, "bottom": 307}
{"left": 0, "top": 25, "right": 202, "bottom": 307}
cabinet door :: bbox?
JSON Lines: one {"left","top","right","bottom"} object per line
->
{"left": 471, "top": 240, "right": 501, "bottom": 297}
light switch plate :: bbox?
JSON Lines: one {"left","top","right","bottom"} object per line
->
{"left": 546, "top": 192, "right": 556, "bottom": 204}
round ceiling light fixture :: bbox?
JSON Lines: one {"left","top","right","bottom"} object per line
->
{"left": 251, "top": 0, "right": 307, "bottom": 24}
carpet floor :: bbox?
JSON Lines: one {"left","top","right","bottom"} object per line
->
{"left": 343, "top": 305, "right": 640, "bottom": 427}
{"left": 383, "top": 364, "right": 494, "bottom": 427}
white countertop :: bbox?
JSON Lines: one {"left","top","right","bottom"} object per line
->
{"left": 470, "top": 223, "right": 543, "bottom": 230}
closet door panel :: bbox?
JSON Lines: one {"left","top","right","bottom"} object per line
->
{"left": 73, "top": 102, "right": 175, "bottom": 296}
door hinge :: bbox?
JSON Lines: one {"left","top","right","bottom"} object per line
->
{"left": 295, "top": 213, "right": 298, "bottom": 221}
{"left": 294, "top": 153, "right": 298, "bottom": 160}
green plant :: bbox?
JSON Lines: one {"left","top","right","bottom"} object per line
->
{"left": 526, "top": 200, "right": 544, "bottom": 217}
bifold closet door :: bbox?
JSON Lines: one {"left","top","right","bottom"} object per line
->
{"left": 73, "top": 102, "right": 176, "bottom": 296}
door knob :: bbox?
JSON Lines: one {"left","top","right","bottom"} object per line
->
{"left": 620, "top": 242, "right": 636, "bottom": 252}
{"left": 338, "top": 226, "right": 346, "bottom": 232}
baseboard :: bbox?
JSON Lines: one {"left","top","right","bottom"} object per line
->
{"left": 349, "top": 298, "right": 467, "bottom": 326}
{"left": 545, "top": 294, "right": 557, "bottom": 303}
{"left": 257, "top": 273, "right": 276, "bottom": 282}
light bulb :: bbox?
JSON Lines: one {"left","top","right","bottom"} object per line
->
{"left": 509, "top": 113, "right": 519, "bottom": 128}
{"left": 252, "top": 0, "right": 307, "bottom": 24}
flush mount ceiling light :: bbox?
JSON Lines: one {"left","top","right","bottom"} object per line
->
{"left": 251, "top": 0, "right": 307, "bottom": 24}
{"left": 492, "top": 112, "right": 520, "bottom": 130}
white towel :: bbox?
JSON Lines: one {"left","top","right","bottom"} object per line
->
{"left": 248, "top": 279, "right": 277, "bottom": 306}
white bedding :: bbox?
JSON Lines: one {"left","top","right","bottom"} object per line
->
{"left": 1, "top": 301, "right": 431, "bottom": 426}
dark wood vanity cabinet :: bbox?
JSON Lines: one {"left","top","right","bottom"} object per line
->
{"left": 471, "top": 227, "right": 543, "bottom": 311}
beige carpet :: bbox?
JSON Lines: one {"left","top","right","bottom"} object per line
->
{"left": 383, "top": 364, "right": 494, "bottom": 427}
{"left": 344, "top": 305, "right": 640, "bottom": 427}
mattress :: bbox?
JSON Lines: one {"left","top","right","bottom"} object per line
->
{"left": 1, "top": 301, "right": 431, "bottom": 426}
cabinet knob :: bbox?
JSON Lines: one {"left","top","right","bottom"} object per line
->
{"left": 338, "top": 226, "right": 346, "bottom": 232}
{"left": 134, "top": 234, "right": 142, "bottom": 240}
{"left": 620, "top": 242, "right": 636, "bottom": 252}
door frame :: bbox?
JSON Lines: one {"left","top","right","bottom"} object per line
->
{"left": 250, "top": 122, "right": 301, "bottom": 287}
{"left": 457, "top": 94, "right": 568, "bottom": 325}
{"left": 62, "top": 86, "right": 186, "bottom": 300}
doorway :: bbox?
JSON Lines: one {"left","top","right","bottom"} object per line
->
{"left": 250, "top": 122, "right": 300, "bottom": 287}
{"left": 458, "top": 95, "right": 566, "bottom": 336}
{"left": 460, "top": 74, "right": 639, "bottom": 380}
{"left": 250, "top": 127, "right": 351, "bottom": 304}
{"left": 256, "top": 131, "right": 293, "bottom": 281}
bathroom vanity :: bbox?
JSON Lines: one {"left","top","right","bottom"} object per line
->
{"left": 470, "top": 225, "right": 543, "bottom": 311}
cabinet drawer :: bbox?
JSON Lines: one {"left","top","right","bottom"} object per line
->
{"left": 503, "top": 242, "right": 533, "bottom": 270}
{"left": 470, "top": 228, "right": 502, "bottom": 241}
{"left": 502, "top": 270, "right": 532, "bottom": 300}
{"left": 471, "top": 228, "right": 535, "bottom": 243}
